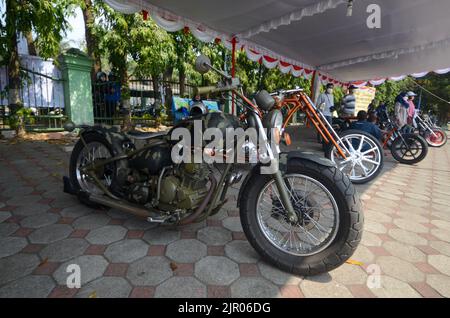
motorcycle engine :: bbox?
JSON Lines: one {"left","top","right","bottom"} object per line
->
{"left": 159, "top": 163, "right": 210, "bottom": 210}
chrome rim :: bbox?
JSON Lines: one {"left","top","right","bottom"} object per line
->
{"left": 330, "top": 134, "right": 382, "bottom": 181}
{"left": 256, "top": 174, "right": 339, "bottom": 256}
{"left": 426, "top": 129, "right": 445, "bottom": 146}
{"left": 75, "top": 142, "right": 113, "bottom": 194}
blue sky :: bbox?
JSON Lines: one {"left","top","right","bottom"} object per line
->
{"left": 65, "top": 7, "right": 85, "bottom": 48}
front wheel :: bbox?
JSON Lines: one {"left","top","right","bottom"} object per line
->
{"left": 390, "top": 133, "right": 428, "bottom": 164}
{"left": 324, "top": 129, "right": 384, "bottom": 184}
{"left": 423, "top": 128, "right": 447, "bottom": 147}
{"left": 239, "top": 160, "right": 363, "bottom": 276}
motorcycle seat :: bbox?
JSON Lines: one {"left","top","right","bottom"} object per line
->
{"left": 126, "top": 130, "right": 167, "bottom": 140}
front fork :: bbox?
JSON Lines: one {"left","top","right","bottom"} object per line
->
{"left": 273, "top": 168, "right": 298, "bottom": 223}
{"left": 251, "top": 112, "right": 298, "bottom": 222}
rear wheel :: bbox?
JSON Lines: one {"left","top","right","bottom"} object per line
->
{"left": 390, "top": 133, "right": 428, "bottom": 164}
{"left": 424, "top": 128, "right": 447, "bottom": 147}
{"left": 69, "top": 133, "right": 116, "bottom": 206}
{"left": 325, "top": 129, "right": 384, "bottom": 184}
{"left": 239, "top": 160, "right": 363, "bottom": 276}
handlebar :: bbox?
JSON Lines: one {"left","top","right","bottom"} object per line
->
{"left": 194, "top": 84, "right": 240, "bottom": 95}
{"left": 270, "top": 88, "right": 304, "bottom": 96}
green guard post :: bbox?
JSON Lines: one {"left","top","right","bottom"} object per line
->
{"left": 59, "top": 48, "right": 94, "bottom": 125}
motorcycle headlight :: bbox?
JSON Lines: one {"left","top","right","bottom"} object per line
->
{"left": 263, "top": 109, "right": 283, "bottom": 143}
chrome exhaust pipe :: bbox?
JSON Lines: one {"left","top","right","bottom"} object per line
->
{"left": 89, "top": 194, "right": 159, "bottom": 220}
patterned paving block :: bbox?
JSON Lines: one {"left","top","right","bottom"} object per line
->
{"left": 166, "top": 239, "right": 207, "bottom": 263}
{"left": 123, "top": 217, "right": 159, "bottom": 230}
{"left": 28, "top": 224, "right": 73, "bottom": 244}
{"left": 60, "top": 205, "right": 93, "bottom": 218}
{"left": 13, "top": 203, "right": 50, "bottom": 217}
{"left": 76, "top": 277, "right": 132, "bottom": 298}
{"left": 195, "top": 256, "right": 239, "bottom": 286}
{"left": 222, "top": 217, "right": 243, "bottom": 232}
{"left": 104, "top": 239, "right": 149, "bottom": 263}
{"left": 72, "top": 213, "right": 110, "bottom": 230}
{"left": 225, "top": 240, "right": 260, "bottom": 264}
{"left": 53, "top": 255, "right": 109, "bottom": 285}
{"left": 20, "top": 213, "right": 60, "bottom": 229}
{"left": 6, "top": 195, "right": 42, "bottom": 206}
{"left": 0, "top": 223, "right": 19, "bottom": 237}
{"left": 0, "top": 253, "right": 40, "bottom": 285}
{"left": 0, "top": 237, "right": 28, "bottom": 258}
{"left": 0, "top": 275, "right": 55, "bottom": 298}
{"left": 258, "top": 261, "right": 302, "bottom": 285}
{"left": 299, "top": 274, "right": 353, "bottom": 298}
{"left": 85, "top": 225, "right": 127, "bottom": 245}
{"left": 143, "top": 227, "right": 180, "bottom": 245}
{"left": 127, "top": 256, "right": 173, "bottom": 286}
{"left": 370, "top": 276, "right": 421, "bottom": 298}
{"left": 376, "top": 256, "right": 425, "bottom": 283}
{"left": 0, "top": 211, "right": 12, "bottom": 223}
{"left": 230, "top": 277, "right": 279, "bottom": 298}
{"left": 197, "top": 227, "right": 232, "bottom": 246}
{"left": 155, "top": 277, "right": 206, "bottom": 298}
{"left": 40, "top": 238, "right": 89, "bottom": 262}
{"left": 426, "top": 274, "right": 450, "bottom": 297}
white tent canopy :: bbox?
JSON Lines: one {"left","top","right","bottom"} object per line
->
{"left": 104, "top": 0, "right": 450, "bottom": 86}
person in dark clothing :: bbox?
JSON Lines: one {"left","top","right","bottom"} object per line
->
{"left": 105, "top": 73, "right": 121, "bottom": 118}
{"left": 350, "top": 110, "right": 382, "bottom": 140}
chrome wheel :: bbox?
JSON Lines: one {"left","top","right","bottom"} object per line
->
{"left": 75, "top": 141, "right": 113, "bottom": 195}
{"left": 256, "top": 174, "right": 339, "bottom": 256}
{"left": 330, "top": 133, "right": 382, "bottom": 182}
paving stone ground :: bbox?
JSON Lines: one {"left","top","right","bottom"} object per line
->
{"left": 0, "top": 126, "right": 449, "bottom": 298}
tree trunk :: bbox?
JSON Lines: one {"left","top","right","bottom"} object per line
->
{"left": 81, "top": 0, "right": 101, "bottom": 81}
{"left": 120, "top": 65, "right": 132, "bottom": 131}
{"left": 24, "top": 31, "right": 37, "bottom": 56}
{"left": 6, "top": 0, "right": 25, "bottom": 136}
{"left": 179, "top": 67, "right": 186, "bottom": 97}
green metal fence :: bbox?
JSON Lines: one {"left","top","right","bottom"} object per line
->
{"left": 0, "top": 66, "right": 67, "bottom": 132}
{"left": 92, "top": 78, "right": 195, "bottom": 127}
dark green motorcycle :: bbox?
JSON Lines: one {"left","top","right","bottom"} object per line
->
{"left": 64, "top": 55, "right": 363, "bottom": 275}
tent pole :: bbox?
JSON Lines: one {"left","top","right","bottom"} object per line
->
{"left": 310, "top": 70, "right": 317, "bottom": 100}
{"left": 231, "top": 37, "right": 237, "bottom": 115}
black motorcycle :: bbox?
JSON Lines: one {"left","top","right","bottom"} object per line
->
{"left": 63, "top": 55, "right": 363, "bottom": 276}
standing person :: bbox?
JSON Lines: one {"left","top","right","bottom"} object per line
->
{"left": 394, "top": 92, "right": 409, "bottom": 128}
{"left": 406, "top": 91, "right": 417, "bottom": 125}
{"left": 341, "top": 84, "right": 357, "bottom": 118}
{"left": 94, "top": 71, "right": 108, "bottom": 118}
{"left": 105, "top": 73, "right": 121, "bottom": 118}
{"left": 315, "top": 83, "right": 335, "bottom": 124}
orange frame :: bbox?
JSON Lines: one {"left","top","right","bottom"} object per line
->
{"left": 275, "top": 92, "right": 347, "bottom": 159}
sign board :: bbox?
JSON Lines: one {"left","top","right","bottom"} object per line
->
{"left": 354, "top": 86, "right": 376, "bottom": 113}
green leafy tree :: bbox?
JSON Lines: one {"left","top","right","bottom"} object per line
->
{"left": 0, "top": 0, "right": 78, "bottom": 135}
{"left": 416, "top": 73, "right": 450, "bottom": 124}
{"left": 92, "top": 4, "right": 175, "bottom": 129}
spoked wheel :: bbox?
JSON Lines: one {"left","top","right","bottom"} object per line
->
{"left": 240, "top": 160, "right": 363, "bottom": 276}
{"left": 424, "top": 128, "right": 447, "bottom": 147}
{"left": 69, "top": 133, "right": 115, "bottom": 198}
{"left": 390, "top": 133, "right": 428, "bottom": 164}
{"left": 256, "top": 174, "right": 340, "bottom": 257}
{"left": 325, "top": 129, "right": 384, "bottom": 184}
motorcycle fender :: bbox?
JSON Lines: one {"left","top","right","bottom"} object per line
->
{"left": 237, "top": 151, "right": 335, "bottom": 207}
{"left": 80, "top": 126, "right": 130, "bottom": 156}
